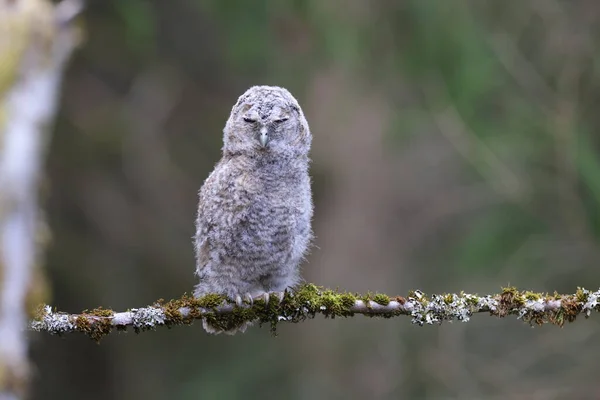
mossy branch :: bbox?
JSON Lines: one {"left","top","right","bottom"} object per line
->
{"left": 29, "top": 284, "right": 600, "bottom": 342}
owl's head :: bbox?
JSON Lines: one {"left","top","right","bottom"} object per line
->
{"left": 222, "top": 86, "right": 311, "bottom": 158}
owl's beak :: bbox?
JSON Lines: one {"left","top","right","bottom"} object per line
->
{"left": 259, "top": 127, "right": 269, "bottom": 147}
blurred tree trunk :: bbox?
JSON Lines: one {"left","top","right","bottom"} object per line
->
{"left": 0, "top": 0, "right": 81, "bottom": 397}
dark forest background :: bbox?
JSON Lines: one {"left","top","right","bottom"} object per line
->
{"left": 32, "top": 1, "right": 600, "bottom": 399}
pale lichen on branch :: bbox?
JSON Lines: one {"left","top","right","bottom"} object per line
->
{"left": 29, "top": 284, "right": 600, "bottom": 342}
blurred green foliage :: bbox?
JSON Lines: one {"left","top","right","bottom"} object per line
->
{"left": 114, "top": 0, "right": 156, "bottom": 55}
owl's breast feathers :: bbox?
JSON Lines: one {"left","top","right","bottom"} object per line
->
{"left": 196, "top": 156, "right": 310, "bottom": 270}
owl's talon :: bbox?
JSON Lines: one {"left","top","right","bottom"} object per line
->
{"left": 261, "top": 292, "right": 270, "bottom": 305}
{"left": 244, "top": 293, "right": 253, "bottom": 305}
{"left": 235, "top": 295, "right": 243, "bottom": 307}
{"left": 275, "top": 291, "right": 286, "bottom": 305}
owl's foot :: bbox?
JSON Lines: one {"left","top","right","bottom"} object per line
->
{"left": 234, "top": 291, "right": 287, "bottom": 307}
{"left": 234, "top": 293, "right": 256, "bottom": 306}
{"left": 259, "top": 291, "right": 286, "bottom": 305}
{"left": 260, "top": 292, "right": 269, "bottom": 304}
{"left": 255, "top": 292, "right": 287, "bottom": 305}
{"left": 273, "top": 291, "right": 286, "bottom": 305}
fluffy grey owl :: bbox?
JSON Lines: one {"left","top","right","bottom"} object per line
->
{"left": 194, "top": 85, "right": 313, "bottom": 334}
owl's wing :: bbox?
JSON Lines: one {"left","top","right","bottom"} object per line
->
{"left": 194, "top": 161, "right": 224, "bottom": 275}
{"left": 195, "top": 159, "right": 248, "bottom": 273}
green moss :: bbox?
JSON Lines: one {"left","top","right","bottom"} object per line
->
{"left": 339, "top": 293, "right": 357, "bottom": 309}
{"left": 464, "top": 295, "right": 479, "bottom": 306}
{"left": 158, "top": 292, "right": 230, "bottom": 327}
{"left": 320, "top": 289, "right": 356, "bottom": 317}
{"left": 503, "top": 286, "right": 525, "bottom": 306}
{"left": 552, "top": 291, "right": 561, "bottom": 300}
{"left": 550, "top": 309, "right": 564, "bottom": 327}
{"left": 529, "top": 313, "right": 545, "bottom": 326}
{"left": 204, "top": 307, "right": 256, "bottom": 332}
{"left": 500, "top": 286, "right": 518, "bottom": 295}
{"left": 575, "top": 287, "right": 588, "bottom": 303}
{"left": 163, "top": 304, "right": 185, "bottom": 325}
{"left": 75, "top": 313, "right": 113, "bottom": 343}
{"left": 162, "top": 295, "right": 197, "bottom": 324}
{"left": 63, "top": 307, "right": 116, "bottom": 342}
{"left": 372, "top": 293, "right": 390, "bottom": 305}
{"left": 74, "top": 315, "right": 91, "bottom": 333}
{"left": 291, "top": 283, "right": 322, "bottom": 316}
{"left": 523, "top": 291, "right": 542, "bottom": 301}
{"left": 495, "top": 286, "right": 519, "bottom": 317}
{"left": 88, "top": 306, "right": 114, "bottom": 318}
{"left": 195, "top": 293, "right": 227, "bottom": 308}
{"left": 560, "top": 297, "right": 580, "bottom": 324}
{"left": 295, "top": 283, "right": 321, "bottom": 302}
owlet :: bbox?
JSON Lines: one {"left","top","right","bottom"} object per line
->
{"left": 194, "top": 85, "right": 313, "bottom": 334}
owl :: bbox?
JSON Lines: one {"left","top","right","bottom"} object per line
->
{"left": 194, "top": 85, "right": 313, "bottom": 334}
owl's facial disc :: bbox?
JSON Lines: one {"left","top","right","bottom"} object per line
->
{"left": 269, "top": 107, "right": 290, "bottom": 124}
{"left": 241, "top": 107, "right": 259, "bottom": 123}
{"left": 240, "top": 104, "right": 292, "bottom": 149}
{"left": 260, "top": 110, "right": 290, "bottom": 148}
{"left": 240, "top": 108, "right": 268, "bottom": 148}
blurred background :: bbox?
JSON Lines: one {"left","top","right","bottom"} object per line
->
{"left": 31, "top": 0, "right": 600, "bottom": 398}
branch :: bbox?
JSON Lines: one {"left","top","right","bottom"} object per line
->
{"left": 30, "top": 284, "right": 600, "bottom": 342}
